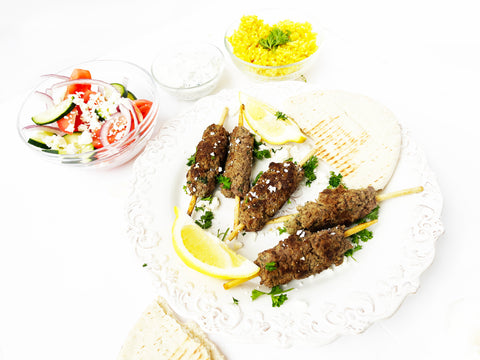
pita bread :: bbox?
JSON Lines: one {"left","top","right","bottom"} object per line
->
{"left": 117, "top": 297, "right": 225, "bottom": 360}
{"left": 283, "top": 90, "right": 401, "bottom": 190}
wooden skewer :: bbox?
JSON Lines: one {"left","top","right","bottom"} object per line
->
{"left": 265, "top": 185, "right": 424, "bottom": 226}
{"left": 226, "top": 147, "right": 319, "bottom": 240}
{"left": 187, "top": 107, "right": 229, "bottom": 216}
{"left": 375, "top": 185, "right": 423, "bottom": 202}
{"left": 223, "top": 219, "right": 378, "bottom": 290}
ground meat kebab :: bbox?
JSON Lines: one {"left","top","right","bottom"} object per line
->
{"left": 255, "top": 226, "right": 352, "bottom": 288}
{"left": 186, "top": 123, "right": 229, "bottom": 199}
{"left": 239, "top": 160, "right": 304, "bottom": 231}
{"left": 284, "top": 185, "right": 378, "bottom": 234}
{"left": 220, "top": 125, "right": 254, "bottom": 199}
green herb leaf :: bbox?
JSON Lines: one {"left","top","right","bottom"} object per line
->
{"left": 253, "top": 139, "right": 271, "bottom": 160}
{"left": 201, "top": 195, "right": 213, "bottom": 203}
{"left": 265, "top": 261, "right": 277, "bottom": 271}
{"left": 233, "top": 297, "right": 239, "bottom": 305}
{"left": 195, "top": 211, "right": 214, "bottom": 229}
{"left": 278, "top": 227, "right": 287, "bottom": 234}
{"left": 259, "top": 27, "right": 291, "bottom": 51}
{"left": 271, "top": 293, "right": 289, "bottom": 307}
{"left": 275, "top": 111, "right": 288, "bottom": 121}
{"left": 217, "top": 175, "right": 232, "bottom": 189}
{"left": 251, "top": 289, "right": 265, "bottom": 301}
{"left": 251, "top": 286, "right": 293, "bottom": 307}
{"left": 328, "top": 171, "right": 345, "bottom": 189}
{"left": 187, "top": 152, "right": 196, "bottom": 166}
{"left": 217, "top": 227, "right": 230, "bottom": 242}
{"left": 252, "top": 171, "right": 264, "bottom": 186}
{"left": 302, "top": 156, "right": 318, "bottom": 187}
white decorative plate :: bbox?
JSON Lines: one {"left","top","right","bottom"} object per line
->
{"left": 126, "top": 82, "right": 444, "bottom": 346}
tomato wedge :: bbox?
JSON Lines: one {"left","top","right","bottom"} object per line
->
{"left": 133, "top": 99, "right": 153, "bottom": 119}
{"left": 103, "top": 114, "right": 134, "bottom": 145}
{"left": 57, "top": 107, "right": 81, "bottom": 134}
{"left": 67, "top": 69, "right": 92, "bottom": 95}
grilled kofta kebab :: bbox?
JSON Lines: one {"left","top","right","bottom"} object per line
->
{"left": 186, "top": 107, "right": 229, "bottom": 215}
{"left": 226, "top": 149, "right": 317, "bottom": 240}
{"left": 270, "top": 185, "right": 423, "bottom": 234}
{"left": 220, "top": 105, "right": 254, "bottom": 200}
{"left": 224, "top": 220, "right": 377, "bottom": 289}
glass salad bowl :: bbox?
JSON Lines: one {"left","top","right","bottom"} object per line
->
{"left": 224, "top": 11, "right": 324, "bottom": 81}
{"left": 17, "top": 59, "right": 160, "bottom": 168}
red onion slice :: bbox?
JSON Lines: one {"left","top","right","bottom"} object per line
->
{"left": 99, "top": 111, "right": 132, "bottom": 147}
{"left": 23, "top": 125, "right": 67, "bottom": 137}
{"left": 48, "top": 78, "right": 119, "bottom": 95}
{"left": 34, "top": 91, "right": 54, "bottom": 108}
{"left": 41, "top": 74, "right": 70, "bottom": 81}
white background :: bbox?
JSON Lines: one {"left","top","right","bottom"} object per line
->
{"left": 1, "top": 0, "right": 479, "bottom": 359}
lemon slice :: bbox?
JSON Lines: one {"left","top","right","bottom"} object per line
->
{"left": 240, "top": 92, "right": 307, "bottom": 145}
{"left": 172, "top": 207, "right": 259, "bottom": 279}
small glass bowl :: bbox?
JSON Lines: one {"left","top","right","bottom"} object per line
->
{"left": 224, "top": 11, "right": 324, "bottom": 81}
{"left": 151, "top": 42, "right": 224, "bottom": 101}
{"left": 17, "top": 59, "right": 160, "bottom": 169}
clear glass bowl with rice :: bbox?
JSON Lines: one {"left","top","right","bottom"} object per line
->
{"left": 224, "top": 11, "right": 323, "bottom": 81}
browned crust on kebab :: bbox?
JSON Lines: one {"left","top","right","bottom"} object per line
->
{"left": 220, "top": 126, "right": 254, "bottom": 198}
{"left": 186, "top": 124, "right": 229, "bottom": 198}
{"left": 255, "top": 226, "right": 352, "bottom": 287}
{"left": 239, "top": 161, "right": 304, "bottom": 232}
{"left": 284, "top": 186, "right": 377, "bottom": 234}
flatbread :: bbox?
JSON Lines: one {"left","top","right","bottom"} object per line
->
{"left": 117, "top": 297, "right": 225, "bottom": 360}
{"left": 283, "top": 90, "right": 401, "bottom": 190}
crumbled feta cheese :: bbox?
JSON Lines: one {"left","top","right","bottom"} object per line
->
{"left": 267, "top": 185, "right": 276, "bottom": 193}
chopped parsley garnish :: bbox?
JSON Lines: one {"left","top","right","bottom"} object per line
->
{"left": 197, "top": 176, "right": 208, "bottom": 184}
{"left": 278, "top": 227, "right": 287, "bottom": 234}
{"left": 232, "top": 297, "right": 239, "bottom": 305}
{"left": 217, "top": 227, "right": 230, "bottom": 241}
{"left": 275, "top": 111, "right": 288, "bottom": 121}
{"left": 201, "top": 195, "right": 213, "bottom": 203}
{"left": 328, "top": 171, "right": 346, "bottom": 189}
{"left": 142, "top": 263, "right": 148, "bottom": 267}
{"left": 259, "top": 27, "right": 291, "bottom": 51}
{"left": 252, "top": 171, "right": 264, "bottom": 186}
{"left": 345, "top": 206, "right": 379, "bottom": 259}
{"left": 265, "top": 262, "right": 277, "bottom": 271}
{"left": 251, "top": 285, "right": 293, "bottom": 307}
{"left": 302, "top": 155, "right": 318, "bottom": 187}
{"left": 217, "top": 175, "right": 232, "bottom": 189}
{"left": 195, "top": 211, "right": 214, "bottom": 229}
{"left": 253, "top": 139, "right": 271, "bottom": 160}
{"left": 187, "top": 152, "right": 196, "bottom": 166}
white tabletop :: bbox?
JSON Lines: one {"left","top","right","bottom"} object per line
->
{"left": 1, "top": 0, "right": 479, "bottom": 359}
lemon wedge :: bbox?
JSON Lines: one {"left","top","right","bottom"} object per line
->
{"left": 240, "top": 92, "right": 307, "bottom": 145}
{"left": 172, "top": 206, "right": 259, "bottom": 279}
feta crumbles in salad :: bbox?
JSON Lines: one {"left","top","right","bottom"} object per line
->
{"left": 25, "top": 68, "right": 153, "bottom": 154}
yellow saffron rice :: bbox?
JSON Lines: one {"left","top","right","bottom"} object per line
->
{"left": 227, "top": 15, "right": 318, "bottom": 67}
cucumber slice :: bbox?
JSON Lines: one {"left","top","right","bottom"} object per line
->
{"left": 58, "top": 132, "right": 94, "bottom": 154}
{"left": 32, "top": 98, "right": 75, "bottom": 125}
{"left": 111, "top": 83, "right": 127, "bottom": 97}
{"left": 126, "top": 90, "right": 137, "bottom": 100}
{"left": 27, "top": 130, "right": 57, "bottom": 149}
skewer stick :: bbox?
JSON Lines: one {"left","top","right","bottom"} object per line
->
{"left": 375, "top": 185, "right": 423, "bottom": 202}
{"left": 223, "top": 219, "right": 378, "bottom": 290}
{"left": 233, "top": 105, "right": 245, "bottom": 228}
{"left": 298, "top": 147, "right": 318, "bottom": 167}
{"left": 265, "top": 186, "right": 424, "bottom": 225}
{"left": 187, "top": 107, "right": 229, "bottom": 216}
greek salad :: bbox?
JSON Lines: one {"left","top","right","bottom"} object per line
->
{"left": 24, "top": 68, "right": 153, "bottom": 154}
